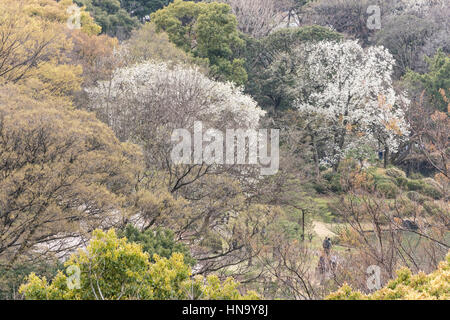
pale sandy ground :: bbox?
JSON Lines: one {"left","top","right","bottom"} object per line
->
{"left": 313, "top": 221, "right": 336, "bottom": 238}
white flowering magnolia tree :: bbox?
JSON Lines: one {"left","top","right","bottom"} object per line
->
{"left": 85, "top": 61, "right": 266, "bottom": 183}
{"left": 84, "top": 62, "right": 279, "bottom": 276}
{"left": 293, "top": 40, "right": 409, "bottom": 169}
{"left": 86, "top": 62, "right": 265, "bottom": 140}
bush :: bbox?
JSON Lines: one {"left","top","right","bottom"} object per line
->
{"left": 19, "top": 229, "right": 258, "bottom": 300}
{"left": 421, "top": 185, "right": 443, "bottom": 200}
{"left": 118, "top": 225, "right": 196, "bottom": 266}
{"left": 312, "top": 181, "right": 328, "bottom": 194}
{"left": 422, "top": 178, "right": 443, "bottom": 190}
{"left": 407, "top": 180, "right": 424, "bottom": 191}
{"left": 385, "top": 167, "right": 406, "bottom": 179}
{"left": 395, "top": 176, "right": 409, "bottom": 188}
{"left": 327, "top": 251, "right": 450, "bottom": 300}
{"left": 329, "top": 175, "right": 343, "bottom": 193}
{"left": 377, "top": 182, "right": 399, "bottom": 199}
{"left": 422, "top": 201, "right": 447, "bottom": 217}
{"left": 406, "top": 191, "right": 427, "bottom": 204}
{"left": 409, "top": 172, "right": 424, "bottom": 180}
{"left": 321, "top": 172, "right": 343, "bottom": 193}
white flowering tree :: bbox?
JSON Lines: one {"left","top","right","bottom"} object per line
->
{"left": 293, "top": 40, "right": 409, "bottom": 169}
{"left": 86, "top": 62, "right": 264, "bottom": 138}
{"left": 85, "top": 62, "right": 280, "bottom": 277}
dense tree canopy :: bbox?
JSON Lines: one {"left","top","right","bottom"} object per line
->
{"left": 0, "top": 0, "right": 448, "bottom": 302}
{"left": 19, "top": 229, "right": 259, "bottom": 300}
{"left": 151, "top": 0, "right": 247, "bottom": 85}
{"left": 0, "top": 84, "right": 144, "bottom": 264}
{"left": 74, "top": 0, "right": 139, "bottom": 39}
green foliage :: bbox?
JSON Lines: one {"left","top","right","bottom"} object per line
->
{"left": 327, "top": 251, "right": 450, "bottom": 300}
{"left": 117, "top": 225, "right": 196, "bottom": 266}
{"left": 19, "top": 229, "right": 258, "bottom": 300}
{"left": 323, "top": 172, "right": 343, "bottom": 193}
{"left": 406, "top": 179, "right": 425, "bottom": 191}
{"left": 75, "top": 0, "right": 139, "bottom": 39}
{"left": 405, "top": 50, "right": 450, "bottom": 112}
{"left": 395, "top": 176, "right": 409, "bottom": 188}
{"left": 0, "top": 261, "right": 62, "bottom": 300}
{"left": 385, "top": 167, "right": 406, "bottom": 179}
{"left": 406, "top": 191, "right": 427, "bottom": 204}
{"left": 120, "top": 0, "right": 173, "bottom": 19}
{"left": 409, "top": 172, "right": 425, "bottom": 180}
{"left": 421, "top": 185, "right": 443, "bottom": 200}
{"left": 422, "top": 201, "right": 448, "bottom": 217}
{"left": 151, "top": 0, "right": 246, "bottom": 85}
{"left": 376, "top": 181, "right": 399, "bottom": 199}
{"left": 124, "top": 22, "right": 192, "bottom": 64}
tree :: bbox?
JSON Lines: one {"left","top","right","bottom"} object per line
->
{"left": 374, "top": 14, "right": 437, "bottom": 77}
{"left": 218, "top": 0, "right": 290, "bottom": 39}
{"left": 74, "top": 0, "right": 139, "bottom": 39}
{"left": 0, "top": 84, "right": 144, "bottom": 264}
{"left": 242, "top": 25, "right": 343, "bottom": 112}
{"left": 120, "top": 0, "right": 174, "bottom": 20}
{"left": 122, "top": 22, "right": 192, "bottom": 65}
{"left": 372, "top": 0, "right": 449, "bottom": 78}
{"left": 327, "top": 251, "right": 450, "bottom": 300}
{"left": 117, "top": 224, "right": 196, "bottom": 266}
{"left": 151, "top": 0, "right": 247, "bottom": 85}
{"left": 84, "top": 61, "right": 286, "bottom": 279}
{"left": 0, "top": 0, "right": 86, "bottom": 96}
{"left": 19, "top": 229, "right": 259, "bottom": 300}
{"left": 306, "top": 0, "right": 376, "bottom": 45}
{"left": 290, "top": 40, "right": 409, "bottom": 170}
{"left": 404, "top": 50, "right": 450, "bottom": 113}
{"left": 85, "top": 61, "right": 265, "bottom": 155}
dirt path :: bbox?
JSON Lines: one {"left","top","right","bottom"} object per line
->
{"left": 313, "top": 221, "right": 335, "bottom": 238}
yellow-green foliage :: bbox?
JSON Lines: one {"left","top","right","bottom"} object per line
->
{"left": 0, "top": 0, "right": 100, "bottom": 97}
{"left": 327, "top": 251, "right": 450, "bottom": 300}
{"left": 0, "top": 84, "right": 145, "bottom": 260}
{"left": 19, "top": 229, "right": 259, "bottom": 300}
{"left": 124, "top": 22, "right": 192, "bottom": 66}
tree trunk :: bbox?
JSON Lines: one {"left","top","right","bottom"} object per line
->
{"left": 384, "top": 146, "right": 389, "bottom": 169}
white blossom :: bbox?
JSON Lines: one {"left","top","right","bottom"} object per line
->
{"left": 294, "top": 40, "right": 410, "bottom": 166}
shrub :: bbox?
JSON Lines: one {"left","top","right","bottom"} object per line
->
{"left": 407, "top": 180, "right": 424, "bottom": 191}
{"left": 386, "top": 167, "right": 406, "bottom": 179}
{"left": 422, "top": 201, "right": 447, "bottom": 217}
{"left": 409, "top": 172, "right": 424, "bottom": 180}
{"left": 377, "top": 182, "right": 399, "bottom": 199}
{"left": 118, "top": 225, "right": 196, "bottom": 266}
{"left": 406, "top": 191, "right": 427, "bottom": 204}
{"left": 19, "top": 229, "right": 258, "bottom": 300}
{"left": 421, "top": 185, "right": 443, "bottom": 200}
{"left": 422, "top": 178, "right": 443, "bottom": 190}
{"left": 321, "top": 172, "right": 343, "bottom": 193}
{"left": 395, "top": 176, "right": 409, "bottom": 188}
{"left": 312, "top": 181, "right": 328, "bottom": 194}
{"left": 329, "top": 175, "right": 343, "bottom": 193}
{"left": 327, "top": 251, "right": 450, "bottom": 300}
